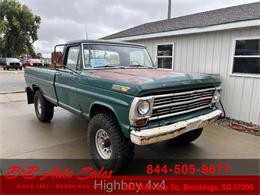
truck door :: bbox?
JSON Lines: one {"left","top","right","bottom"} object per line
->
{"left": 55, "top": 45, "right": 81, "bottom": 113}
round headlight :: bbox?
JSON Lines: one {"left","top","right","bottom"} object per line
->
{"left": 137, "top": 100, "right": 150, "bottom": 115}
{"left": 213, "top": 90, "right": 221, "bottom": 102}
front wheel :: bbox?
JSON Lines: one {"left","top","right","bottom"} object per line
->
{"left": 34, "top": 90, "right": 54, "bottom": 122}
{"left": 87, "top": 113, "right": 134, "bottom": 173}
{"left": 169, "top": 128, "right": 203, "bottom": 145}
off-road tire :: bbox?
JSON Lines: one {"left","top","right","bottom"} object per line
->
{"left": 87, "top": 112, "right": 135, "bottom": 173}
{"left": 34, "top": 90, "right": 54, "bottom": 122}
{"left": 170, "top": 128, "right": 203, "bottom": 145}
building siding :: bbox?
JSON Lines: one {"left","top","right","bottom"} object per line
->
{"left": 131, "top": 26, "right": 260, "bottom": 125}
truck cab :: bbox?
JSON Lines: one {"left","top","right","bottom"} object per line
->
{"left": 25, "top": 40, "right": 222, "bottom": 173}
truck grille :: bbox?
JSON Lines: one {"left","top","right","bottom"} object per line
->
{"left": 10, "top": 63, "right": 20, "bottom": 66}
{"left": 150, "top": 87, "right": 216, "bottom": 121}
{"left": 33, "top": 63, "right": 42, "bottom": 66}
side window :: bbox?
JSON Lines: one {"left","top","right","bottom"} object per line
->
{"left": 66, "top": 46, "right": 80, "bottom": 70}
{"left": 232, "top": 39, "right": 260, "bottom": 75}
{"left": 156, "top": 44, "right": 174, "bottom": 69}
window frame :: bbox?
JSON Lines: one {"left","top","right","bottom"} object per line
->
{"left": 82, "top": 43, "right": 152, "bottom": 69}
{"left": 230, "top": 37, "right": 260, "bottom": 78}
{"left": 155, "top": 43, "right": 174, "bottom": 70}
{"left": 65, "top": 45, "right": 81, "bottom": 70}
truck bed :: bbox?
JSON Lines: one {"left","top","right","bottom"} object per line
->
{"left": 24, "top": 67, "right": 58, "bottom": 104}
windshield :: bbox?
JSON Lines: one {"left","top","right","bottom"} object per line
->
{"left": 83, "top": 44, "right": 154, "bottom": 68}
{"left": 6, "top": 58, "right": 20, "bottom": 62}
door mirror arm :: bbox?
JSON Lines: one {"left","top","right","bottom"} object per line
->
{"left": 61, "top": 65, "right": 80, "bottom": 75}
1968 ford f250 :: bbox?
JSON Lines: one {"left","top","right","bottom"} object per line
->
{"left": 25, "top": 40, "right": 222, "bottom": 173}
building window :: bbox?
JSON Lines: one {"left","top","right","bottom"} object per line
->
{"left": 157, "top": 44, "right": 174, "bottom": 69}
{"left": 232, "top": 39, "right": 260, "bottom": 75}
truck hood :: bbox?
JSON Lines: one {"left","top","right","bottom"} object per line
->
{"left": 85, "top": 68, "right": 221, "bottom": 96}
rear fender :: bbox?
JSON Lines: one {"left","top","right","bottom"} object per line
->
{"left": 25, "top": 87, "right": 34, "bottom": 104}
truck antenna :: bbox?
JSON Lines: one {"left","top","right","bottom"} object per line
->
{"left": 85, "top": 24, "right": 88, "bottom": 40}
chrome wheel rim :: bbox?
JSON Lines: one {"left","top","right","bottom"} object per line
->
{"left": 37, "top": 98, "right": 42, "bottom": 115}
{"left": 95, "top": 129, "right": 112, "bottom": 159}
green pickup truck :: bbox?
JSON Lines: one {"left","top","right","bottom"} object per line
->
{"left": 24, "top": 40, "right": 222, "bottom": 172}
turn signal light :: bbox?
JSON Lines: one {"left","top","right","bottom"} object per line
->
{"left": 135, "top": 118, "right": 148, "bottom": 126}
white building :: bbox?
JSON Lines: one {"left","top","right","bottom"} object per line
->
{"left": 103, "top": 2, "right": 260, "bottom": 125}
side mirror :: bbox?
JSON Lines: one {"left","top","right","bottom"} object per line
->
{"left": 51, "top": 51, "right": 63, "bottom": 69}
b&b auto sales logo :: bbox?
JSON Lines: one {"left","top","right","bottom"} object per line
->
{"left": 2, "top": 165, "right": 167, "bottom": 193}
{"left": 3, "top": 165, "right": 112, "bottom": 180}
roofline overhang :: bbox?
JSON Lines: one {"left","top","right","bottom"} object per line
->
{"left": 103, "top": 19, "right": 260, "bottom": 41}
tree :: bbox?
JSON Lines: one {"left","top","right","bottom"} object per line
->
{"left": 0, "top": 0, "right": 41, "bottom": 57}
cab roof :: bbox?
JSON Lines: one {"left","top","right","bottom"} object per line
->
{"left": 64, "top": 39, "right": 145, "bottom": 47}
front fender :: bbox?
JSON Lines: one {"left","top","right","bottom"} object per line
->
{"left": 89, "top": 102, "right": 130, "bottom": 138}
{"left": 75, "top": 85, "right": 134, "bottom": 138}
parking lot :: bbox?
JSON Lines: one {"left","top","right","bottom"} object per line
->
{"left": 0, "top": 70, "right": 259, "bottom": 160}
{"left": 0, "top": 69, "right": 25, "bottom": 94}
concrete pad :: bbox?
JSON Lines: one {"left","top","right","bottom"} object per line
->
{"left": 0, "top": 99, "right": 259, "bottom": 160}
{"left": 0, "top": 69, "right": 24, "bottom": 74}
{"left": 9, "top": 139, "right": 90, "bottom": 159}
{"left": 5, "top": 92, "right": 26, "bottom": 102}
{"left": 8, "top": 139, "right": 162, "bottom": 159}
{"left": 0, "top": 92, "right": 27, "bottom": 103}
{"left": 0, "top": 100, "right": 34, "bottom": 118}
{"left": 0, "top": 110, "right": 88, "bottom": 158}
{"left": 0, "top": 94, "right": 11, "bottom": 103}
{"left": 147, "top": 124, "right": 260, "bottom": 159}
{"left": 0, "top": 71, "right": 25, "bottom": 93}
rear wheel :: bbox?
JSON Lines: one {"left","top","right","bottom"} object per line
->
{"left": 169, "top": 128, "right": 203, "bottom": 145}
{"left": 87, "top": 112, "right": 134, "bottom": 173}
{"left": 34, "top": 90, "right": 54, "bottom": 122}
{"left": 6, "top": 67, "right": 9, "bottom": 70}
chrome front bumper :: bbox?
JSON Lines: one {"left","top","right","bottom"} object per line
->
{"left": 130, "top": 109, "right": 222, "bottom": 145}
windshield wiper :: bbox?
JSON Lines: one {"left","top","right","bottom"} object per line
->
{"left": 94, "top": 64, "right": 126, "bottom": 69}
{"left": 128, "top": 64, "right": 153, "bottom": 68}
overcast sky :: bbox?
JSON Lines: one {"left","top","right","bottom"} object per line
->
{"left": 19, "top": 0, "right": 259, "bottom": 57}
